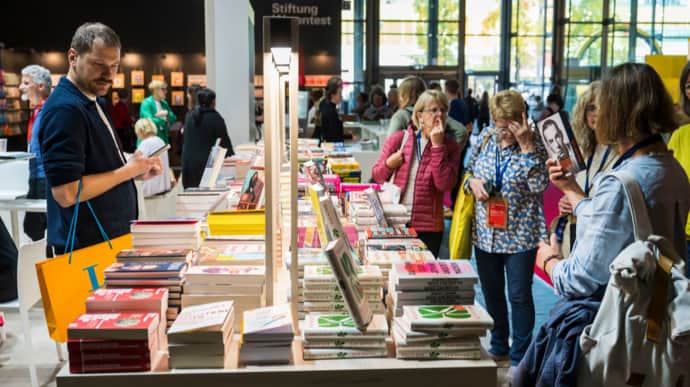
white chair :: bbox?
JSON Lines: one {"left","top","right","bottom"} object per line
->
{"left": 0, "top": 239, "right": 64, "bottom": 387}
{"left": 0, "top": 159, "right": 29, "bottom": 200}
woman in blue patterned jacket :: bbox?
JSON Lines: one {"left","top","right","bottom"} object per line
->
{"left": 465, "top": 90, "right": 548, "bottom": 367}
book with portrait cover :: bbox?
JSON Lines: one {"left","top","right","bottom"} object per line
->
{"left": 537, "top": 111, "right": 586, "bottom": 176}
{"left": 67, "top": 313, "right": 160, "bottom": 340}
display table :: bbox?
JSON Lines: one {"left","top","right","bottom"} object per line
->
{"left": 56, "top": 338, "right": 497, "bottom": 387}
{"left": 0, "top": 198, "right": 46, "bottom": 246}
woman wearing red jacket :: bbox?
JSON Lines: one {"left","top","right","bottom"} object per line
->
{"left": 371, "top": 90, "right": 461, "bottom": 257}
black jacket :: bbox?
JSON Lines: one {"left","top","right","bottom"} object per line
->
{"left": 317, "top": 99, "right": 343, "bottom": 143}
{"left": 181, "top": 107, "right": 235, "bottom": 188}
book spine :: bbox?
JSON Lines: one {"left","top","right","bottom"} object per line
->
{"left": 364, "top": 188, "right": 389, "bottom": 227}
{"left": 302, "top": 348, "right": 387, "bottom": 360}
{"left": 303, "top": 339, "right": 386, "bottom": 348}
{"left": 395, "top": 349, "right": 481, "bottom": 360}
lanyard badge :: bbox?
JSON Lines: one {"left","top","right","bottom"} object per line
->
{"left": 487, "top": 147, "right": 510, "bottom": 229}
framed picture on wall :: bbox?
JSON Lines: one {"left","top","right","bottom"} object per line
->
{"left": 171, "top": 72, "right": 184, "bottom": 87}
{"left": 132, "top": 88, "right": 145, "bottom": 104}
{"left": 152, "top": 74, "right": 165, "bottom": 82}
{"left": 131, "top": 70, "right": 145, "bottom": 86}
{"left": 171, "top": 91, "right": 184, "bottom": 106}
{"left": 113, "top": 73, "right": 125, "bottom": 89}
{"left": 187, "top": 74, "right": 207, "bottom": 87}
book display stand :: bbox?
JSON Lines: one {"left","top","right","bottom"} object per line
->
{"left": 55, "top": 16, "right": 496, "bottom": 387}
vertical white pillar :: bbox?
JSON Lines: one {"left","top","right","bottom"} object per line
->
{"left": 205, "top": 0, "right": 255, "bottom": 145}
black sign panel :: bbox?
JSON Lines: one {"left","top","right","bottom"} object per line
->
{"left": 251, "top": 0, "right": 342, "bottom": 75}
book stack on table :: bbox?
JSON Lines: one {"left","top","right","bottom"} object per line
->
{"left": 197, "top": 239, "right": 265, "bottom": 266}
{"left": 115, "top": 248, "right": 195, "bottom": 265}
{"left": 67, "top": 313, "right": 160, "bottom": 373}
{"left": 393, "top": 304, "right": 493, "bottom": 360}
{"left": 302, "top": 265, "right": 384, "bottom": 316}
{"left": 167, "top": 301, "right": 234, "bottom": 369}
{"left": 285, "top": 248, "right": 328, "bottom": 320}
{"left": 239, "top": 304, "right": 295, "bottom": 365}
{"left": 348, "top": 202, "right": 409, "bottom": 231}
{"left": 302, "top": 313, "right": 388, "bottom": 360}
{"left": 104, "top": 262, "right": 187, "bottom": 328}
{"left": 176, "top": 188, "right": 230, "bottom": 218}
{"left": 85, "top": 288, "right": 169, "bottom": 350}
{"left": 362, "top": 238, "right": 435, "bottom": 289}
{"left": 388, "top": 261, "right": 478, "bottom": 317}
{"left": 130, "top": 219, "right": 202, "bottom": 250}
{"left": 182, "top": 265, "right": 265, "bottom": 330}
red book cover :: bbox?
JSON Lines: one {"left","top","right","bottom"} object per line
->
{"left": 70, "top": 361, "right": 151, "bottom": 374}
{"left": 67, "top": 338, "right": 153, "bottom": 353}
{"left": 86, "top": 288, "right": 168, "bottom": 310}
{"left": 67, "top": 313, "right": 159, "bottom": 340}
{"left": 69, "top": 350, "right": 150, "bottom": 364}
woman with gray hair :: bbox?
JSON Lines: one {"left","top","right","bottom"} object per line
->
{"left": 19, "top": 64, "right": 52, "bottom": 241}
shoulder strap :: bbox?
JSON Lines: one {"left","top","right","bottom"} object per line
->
{"left": 399, "top": 128, "right": 410, "bottom": 152}
{"left": 608, "top": 170, "right": 653, "bottom": 241}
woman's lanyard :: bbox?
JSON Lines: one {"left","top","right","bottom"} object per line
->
{"left": 494, "top": 146, "right": 510, "bottom": 192}
{"left": 611, "top": 134, "right": 663, "bottom": 170}
{"left": 416, "top": 130, "right": 423, "bottom": 161}
{"left": 584, "top": 146, "right": 612, "bottom": 196}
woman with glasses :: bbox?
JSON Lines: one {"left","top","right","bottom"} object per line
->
{"left": 140, "top": 79, "right": 176, "bottom": 144}
{"left": 464, "top": 90, "right": 548, "bottom": 367}
{"left": 371, "top": 90, "right": 461, "bottom": 256}
{"left": 555, "top": 81, "right": 619, "bottom": 256}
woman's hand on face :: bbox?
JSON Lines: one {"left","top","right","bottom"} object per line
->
{"left": 547, "top": 159, "right": 578, "bottom": 193}
{"left": 385, "top": 150, "right": 404, "bottom": 169}
{"left": 469, "top": 177, "right": 490, "bottom": 202}
{"left": 430, "top": 117, "right": 445, "bottom": 147}
{"left": 558, "top": 195, "right": 573, "bottom": 215}
{"left": 509, "top": 113, "right": 534, "bottom": 153}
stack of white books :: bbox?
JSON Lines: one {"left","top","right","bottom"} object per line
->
{"left": 182, "top": 265, "right": 265, "bottom": 330}
{"left": 363, "top": 238, "right": 435, "bottom": 289}
{"left": 389, "top": 261, "right": 478, "bottom": 317}
{"left": 284, "top": 248, "right": 328, "bottom": 320}
{"left": 167, "top": 301, "right": 234, "bottom": 369}
{"left": 176, "top": 188, "right": 230, "bottom": 219}
{"left": 302, "top": 313, "right": 388, "bottom": 360}
{"left": 393, "top": 304, "right": 493, "bottom": 360}
{"left": 302, "top": 265, "right": 384, "bottom": 316}
{"left": 130, "top": 219, "right": 202, "bottom": 250}
{"left": 240, "top": 304, "right": 295, "bottom": 365}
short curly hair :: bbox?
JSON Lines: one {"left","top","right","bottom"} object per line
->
{"left": 490, "top": 90, "right": 525, "bottom": 123}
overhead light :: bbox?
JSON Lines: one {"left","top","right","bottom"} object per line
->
{"left": 271, "top": 47, "right": 291, "bottom": 66}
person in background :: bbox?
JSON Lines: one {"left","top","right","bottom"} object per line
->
{"left": 539, "top": 93, "right": 567, "bottom": 122}
{"left": 111, "top": 89, "right": 134, "bottom": 153}
{"left": 387, "top": 87, "right": 399, "bottom": 113}
{"left": 372, "top": 90, "right": 461, "bottom": 256}
{"left": 668, "top": 60, "right": 690, "bottom": 272}
{"left": 388, "top": 76, "right": 468, "bottom": 149}
{"left": 40, "top": 22, "right": 161, "bottom": 253}
{"left": 314, "top": 77, "right": 344, "bottom": 143}
{"left": 19, "top": 64, "right": 51, "bottom": 242}
{"left": 465, "top": 90, "right": 548, "bottom": 368}
{"left": 465, "top": 88, "right": 478, "bottom": 131}
{"left": 181, "top": 88, "right": 234, "bottom": 188}
{"left": 175, "top": 83, "right": 202, "bottom": 158}
{"left": 428, "top": 82, "right": 442, "bottom": 91}
{"left": 555, "top": 81, "right": 619, "bottom": 256}
{"left": 445, "top": 80, "right": 470, "bottom": 128}
{"left": 139, "top": 79, "right": 176, "bottom": 144}
{"left": 531, "top": 95, "right": 545, "bottom": 122}
{"left": 362, "top": 86, "right": 391, "bottom": 121}
{"left": 306, "top": 88, "right": 324, "bottom": 138}
{"left": 351, "top": 91, "right": 368, "bottom": 117}
{"left": 134, "top": 118, "right": 173, "bottom": 196}
{"left": 478, "top": 91, "right": 491, "bottom": 131}
{"left": 0, "top": 219, "right": 18, "bottom": 302}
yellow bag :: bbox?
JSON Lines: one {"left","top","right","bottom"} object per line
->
{"left": 449, "top": 173, "right": 475, "bottom": 259}
{"left": 35, "top": 234, "right": 131, "bottom": 342}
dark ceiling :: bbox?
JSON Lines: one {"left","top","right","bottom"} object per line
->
{"left": 0, "top": 0, "right": 205, "bottom": 53}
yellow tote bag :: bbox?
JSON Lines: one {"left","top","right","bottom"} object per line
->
{"left": 449, "top": 173, "right": 475, "bottom": 259}
{"left": 35, "top": 234, "right": 131, "bottom": 342}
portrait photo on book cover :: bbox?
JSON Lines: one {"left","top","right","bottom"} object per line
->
{"left": 537, "top": 112, "right": 583, "bottom": 176}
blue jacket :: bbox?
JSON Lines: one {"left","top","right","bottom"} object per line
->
{"left": 40, "top": 77, "right": 137, "bottom": 251}
{"left": 513, "top": 295, "right": 602, "bottom": 387}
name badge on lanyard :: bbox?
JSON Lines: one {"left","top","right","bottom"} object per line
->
{"left": 487, "top": 147, "right": 510, "bottom": 229}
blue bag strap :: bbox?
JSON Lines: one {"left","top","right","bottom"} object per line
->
{"left": 65, "top": 179, "right": 112, "bottom": 264}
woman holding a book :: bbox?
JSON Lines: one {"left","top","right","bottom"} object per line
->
{"left": 371, "top": 90, "right": 461, "bottom": 257}
{"left": 464, "top": 90, "right": 548, "bottom": 366}
{"left": 554, "top": 81, "right": 619, "bottom": 256}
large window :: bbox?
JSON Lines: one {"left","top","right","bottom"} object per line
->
{"left": 342, "top": 1, "right": 366, "bottom": 100}
{"left": 379, "top": 0, "right": 428, "bottom": 66}
{"left": 465, "top": 0, "right": 502, "bottom": 72}
{"left": 510, "top": 0, "right": 554, "bottom": 97}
